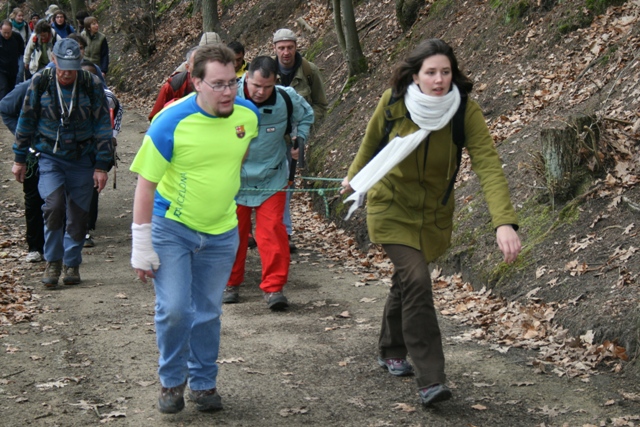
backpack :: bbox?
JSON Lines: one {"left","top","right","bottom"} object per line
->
{"left": 374, "top": 91, "right": 468, "bottom": 206}
{"left": 34, "top": 68, "right": 116, "bottom": 169}
{"left": 169, "top": 71, "right": 190, "bottom": 93}
{"left": 36, "top": 67, "right": 97, "bottom": 118}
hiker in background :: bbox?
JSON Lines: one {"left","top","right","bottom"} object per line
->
{"left": 173, "top": 32, "right": 222, "bottom": 74}
{"left": 148, "top": 46, "right": 197, "bottom": 121}
{"left": 10, "top": 8, "right": 30, "bottom": 83}
{"left": 0, "top": 19, "right": 24, "bottom": 100}
{"left": 227, "top": 41, "right": 247, "bottom": 79}
{"left": 81, "top": 60, "right": 123, "bottom": 247}
{"left": 272, "top": 28, "right": 328, "bottom": 252}
{"left": 68, "top": 33, "right": 107, "bottom": 88}
{"left": 75, "top": 10, "right": 89, "bottom": 34}
{"left": 24, "top": 20, "right": 61, "bottom": 79}
{"left": 341, "top": 38, "right": 521, "bottom": 407}
{"left": 51, "top": 10, "right": 75, "bottom": 39}
{"left": 81, "top": 16, "right": 108, "bottom": 76}
{"left": 44, "top": 4, "right": 59, "bottom": 22}
{"left": 0, "top": 77, "right": 45, "bottom": 263}
{"left": 12, "top": 38, "right": 113, "bottom": 287}
{"left": 223, "top": 56, "right": 313, "bottom": 310}
{"left": 131, "top": 44, "right": 259, "bottom": 414}
{"left": 29, "top": 13, "right": 40, "bottom": 33}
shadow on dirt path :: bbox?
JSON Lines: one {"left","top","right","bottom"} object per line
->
{"left": 0, "top": 110, "right": 638, "bottom": 426}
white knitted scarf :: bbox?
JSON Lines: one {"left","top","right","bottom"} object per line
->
{"left": 344, "top": 83, "right": 461, "bottom": 220}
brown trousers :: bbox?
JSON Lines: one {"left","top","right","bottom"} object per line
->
{"left": 379, "top": 244, "right": 446, "bottom": 388}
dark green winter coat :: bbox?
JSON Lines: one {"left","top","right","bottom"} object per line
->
{"left": 347, "top": 88, "right": 518, "bottom": 262}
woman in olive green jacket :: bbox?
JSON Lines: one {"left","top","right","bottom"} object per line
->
{"left": 342, "top": 39, "right": 521, "bottom": 406}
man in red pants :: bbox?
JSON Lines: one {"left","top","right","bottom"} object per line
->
{"left": 223, "top": 56, "right": 313, "bottom": 310}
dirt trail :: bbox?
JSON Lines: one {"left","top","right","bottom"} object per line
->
{"left": 0, "top": 110, "right": 638, "bottom": 426}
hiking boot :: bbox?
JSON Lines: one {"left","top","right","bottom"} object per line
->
{"left": 158, "top": 382, "right": 187, "bottom": 414}
{"left": 26, "top": 251, "right": 43, "bottom": 263}
{"left": 378, "top": 357, "right": 414, "bottom": 376}
{"left": 264, "top": 291, "right": 289, "bottom": 310}
{"left": 83, "top": 233, "right": 95, "bottom": 248}
{"left": 288, "top": 235, "right": 297, "bottom": 253}
{"left": 222, "top": 286, "right": 239, "bottom": 304}
{"left": 189, "top": 388, "right": 223, "bottom": 412}
{"left": 418, "top": 384, "right": 452, "bottom": 406}
{"left": 42, "top": 260, "right": 62, "bottom": 287}
{"left": 62, "top": 265, "right": 81, "bottom": 285}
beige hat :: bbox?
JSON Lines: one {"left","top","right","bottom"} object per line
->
{"left": 199, "top": 32, "right": 222, "bottom": 46}
{"left": 273, "top": 28, "right": 297, "bottom": 44}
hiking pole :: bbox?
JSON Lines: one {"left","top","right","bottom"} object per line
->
{"left": 288, "top": 138, "right": 299, "bottom": 186}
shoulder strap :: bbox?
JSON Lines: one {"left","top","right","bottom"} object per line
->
{"left": 441, "top": 91, "right": 468, "bottom": 206}
{"left": 169, "top": 71, "right": 188, "bottom": 93}
{"left": 373, "top": 94, "right": 402, "bottom": 157}
{"left": 276, "top": 87, "right": 293, "bottom": 135}
{"left": 301, "top": 58, "right": 313, "bottom": 87}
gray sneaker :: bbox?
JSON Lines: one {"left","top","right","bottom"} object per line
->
{"left": 378, "top": 357, "right": 414, "bottom": 376}
{"left": 26, "top": 251, "right": 43, "bottom": 262}
{"left": 222, "top": 286, "right": 239, "bottom": 304}
{"left": 42, "top": 260, "right": 62, "bottom": 287}
{"left": 264, "top": 291, "right": 289, "bottom": 310}
{"left": 158, "top": 382, "right": 186, "bottom": 414}
{"left": 189, "top": 388, "right": 222, "bottom": 412}
{"left": 62, "top": 265, "right": 81, "bottom": 285}
{"left": 418, "top": 384, "right": 452, "bottom": 406}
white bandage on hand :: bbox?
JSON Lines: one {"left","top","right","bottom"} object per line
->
{"left": 131, "top": 223, "right": 160, "bottom": 271}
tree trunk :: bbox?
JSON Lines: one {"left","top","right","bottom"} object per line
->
{"left": 202, "top": 0, "right": 219, "bottom": 32}
{"left": 341, "top": 0, "right": 367, "bottom": 76}
{"left": 541, "top": 115, "right": 599, "bottom": 200}
{"left": 395, "top": 0, "right": 422, "bottom": 30}
{"left": 333, "top": 0, "right": 346, "bottom": 54}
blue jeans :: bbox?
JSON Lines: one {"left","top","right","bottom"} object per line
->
{"left": 38, "top": 154, "right": 94, "bottom": 266}
{"left": 151, "top": 215, "right": 239, "bottom": 390}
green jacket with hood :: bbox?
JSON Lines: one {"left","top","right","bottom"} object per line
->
{"left": 347, "top": 88, "right": 518, "bottom": 262}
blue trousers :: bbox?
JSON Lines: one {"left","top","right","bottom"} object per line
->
{"left": 151, "top": 216, "right": 239, "bottom": 391}
{"left": 37, "top": 154, "right": 94, "bottom": 266}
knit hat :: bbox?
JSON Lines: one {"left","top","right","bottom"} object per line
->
{"left": 198, "top": 32, "right": 221, "bottom": 46}
{"left": 45, "top": 4, "right": 59, "bottom": 18}
{"left": 52, "top": 38, "right": 82, "bottom": 70}
{"left": 273, "top": 28, "right": 297, "bottom": 44}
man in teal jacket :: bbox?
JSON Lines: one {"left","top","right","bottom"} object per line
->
{"left": 224, "top": 55, "right": 313, "bottom": 310}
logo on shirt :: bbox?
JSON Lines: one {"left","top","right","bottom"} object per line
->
{"left": 235, "top": 125, "right": 246, "bottom": 138}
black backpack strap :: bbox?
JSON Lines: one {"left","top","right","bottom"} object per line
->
{"left": 276, "top": 87, "right": 293, "bottom": 135}
{"left": 441, "top": 91, "right": 468, "bottom": 206}
{"left": 373, "top": 95, "right": 403, "bottom": 157}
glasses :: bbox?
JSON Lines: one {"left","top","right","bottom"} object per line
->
{"left": 202, "top": 79, "right": 238, "bottom": 92}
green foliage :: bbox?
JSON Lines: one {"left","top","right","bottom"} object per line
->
{"left": 431, "top": 0, "right": 454, "bottom": 17}
{"left": 342, "top": 75, "right": 359, "bottom": 93}
{"left": 557, "top": 11, "right": 593, "bottom": 34}
{"left": 94, "top": 0, "right": 112, "bottom": 17}
{"left": 389, "top": 37, "right": 410, "bottom": 62}
{"left": 585, "top": 0, "right": 625, "bottom": 15}
{"left": 504, "top": 0, "right": 530, "bottom": 23}
{"left": 157, "top": 0, "right": 181, "bottom": 16}
{"left": 305, "top": 39, "right": 324, "bottom": 63}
